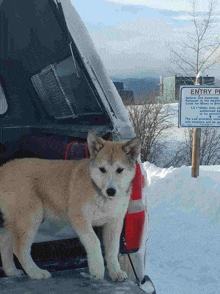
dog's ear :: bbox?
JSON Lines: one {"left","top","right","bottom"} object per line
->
{"left": 87, "top": 130, "right": 105, "bottom": 158}
{"left": 122, "top": 137, "right": 141, "bottom": 162}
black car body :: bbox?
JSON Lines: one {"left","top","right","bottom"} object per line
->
{"left": 0, "top": 1, "right": 154, "bottom": 292}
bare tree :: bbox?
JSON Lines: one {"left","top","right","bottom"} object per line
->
{"left": 164, "top": 129, "right": 193, "bottom": 167}
{"left": 164, "top": 128, "right": 220, "bottom": 167}
{"left": 169, "top": 0, "right": 220, "bottom": 78}
{"left": 126, "top": 91, "right": 174, "bottom": 163}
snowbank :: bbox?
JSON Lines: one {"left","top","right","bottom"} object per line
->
{"left": 144, "top": 162, "right": 220, "bottom": 294}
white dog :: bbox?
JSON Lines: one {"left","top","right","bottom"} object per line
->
{"left": 0, "top": 131, "right": 140, "bottom": 281}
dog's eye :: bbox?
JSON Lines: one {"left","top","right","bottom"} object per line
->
{"left": 99, "top": 167, "right": 107, "bottom": 173}
{"left": 116, "top": 168, "right": 124, "bottom": 174}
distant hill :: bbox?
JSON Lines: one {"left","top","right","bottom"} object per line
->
{"left": 111, "top": 77, "right": 160, "bottom": 98}
{"left": 214, "top": 79, "right": 220, "bottom": 86}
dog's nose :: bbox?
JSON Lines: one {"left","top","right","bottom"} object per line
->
{"left": 106, "top": 188, "right": 116, "bottom": 197}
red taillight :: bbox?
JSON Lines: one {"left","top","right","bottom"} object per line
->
{"left": 125, "top": 163, "right": 146, "bottom": 251}
{"left": 130, "top": 163, "right": 144, "bottom": 200}
{"left": 125, "top": 210, "right": 145, "bottom": 250}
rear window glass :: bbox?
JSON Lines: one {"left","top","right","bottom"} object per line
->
{"left": 31, "top": 56, "right": 103, "bottom": 119}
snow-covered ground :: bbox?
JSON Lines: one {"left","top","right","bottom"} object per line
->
{"left": 143, "top": 103, "right": 220, "bottom": 293}
{"left": 144, "top": 152, "right": 220, "bottom": 294}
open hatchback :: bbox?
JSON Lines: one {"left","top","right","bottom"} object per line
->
{"left": 0, "top": 0, "right": 155, "bottom": 293}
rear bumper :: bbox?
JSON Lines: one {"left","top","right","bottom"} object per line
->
{"left": 0, "top": 267, "right": 146, "bottom": 294}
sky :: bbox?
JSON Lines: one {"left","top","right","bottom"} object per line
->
{"left": 71, "top": 0, "right": 220, "bottom": 79}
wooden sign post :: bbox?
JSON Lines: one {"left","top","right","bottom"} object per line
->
{"left": 191, "top": 127, "right": 201, "bottom": 177}
{"left": 192, "top": 77, "right": 201, "bottom": 178}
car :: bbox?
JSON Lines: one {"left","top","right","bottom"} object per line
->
{"left": 0, "top": 0, "right": 155, "bottom": 293}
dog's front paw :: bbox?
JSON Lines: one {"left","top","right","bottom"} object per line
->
{"left": 5, "top": 268, "right": 24, "bottom": 277}
{"left": 89, "top": 265, "right": 105, "bottom": 280}
{"left": 109, "top": 269, "right": 128, "bottom": 282}
{"left": 28, "top": 268, "right": 52, "bottom": 279}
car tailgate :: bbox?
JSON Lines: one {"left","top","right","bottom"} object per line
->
{"left": 0, "top": 267, "right": 145, "bottom": 294}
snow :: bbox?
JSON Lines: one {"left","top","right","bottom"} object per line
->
{"left": 144, "top": 162, "right": 220, "bottom": 294}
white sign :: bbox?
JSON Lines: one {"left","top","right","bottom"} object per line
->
{"left": 179, "top": 86, "right": 220, "bottom": 127}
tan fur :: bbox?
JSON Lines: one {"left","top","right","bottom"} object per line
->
{"left": 0, "top": 131, "right": 140, "bottom": 281}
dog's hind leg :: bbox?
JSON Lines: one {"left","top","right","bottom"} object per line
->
{"left": 0, "top": 227, "right": 24, "bottom": 277}
{"left": 12, "top": 208, "right": 52, "bottom": 279}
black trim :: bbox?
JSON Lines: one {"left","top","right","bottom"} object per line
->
{"left": 0, "top": 209, "right": 4, "bottom": 228}
{"left": 141, "top": 275, "right": 156, "bottom": 294}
